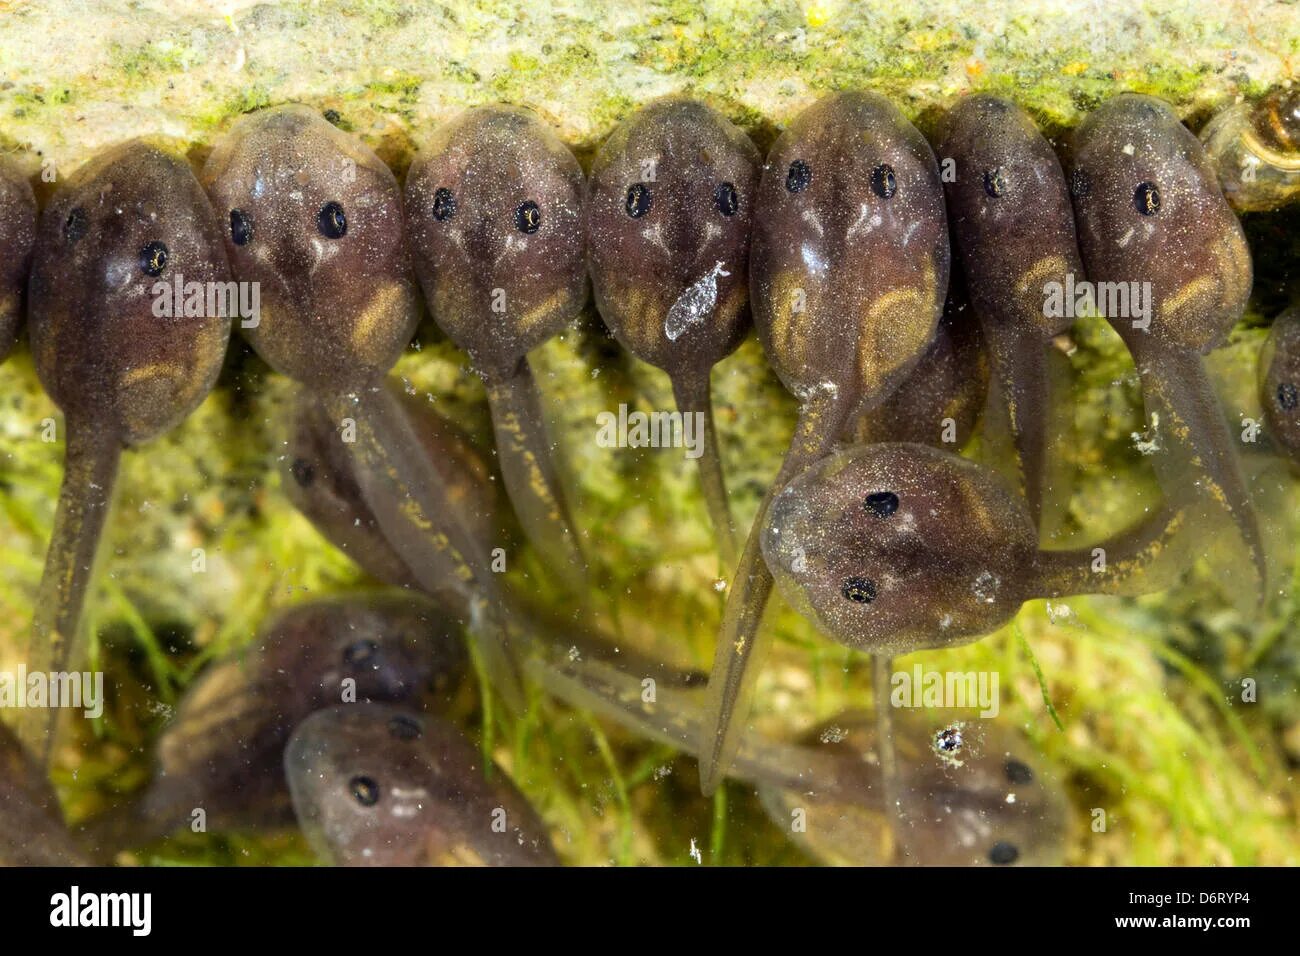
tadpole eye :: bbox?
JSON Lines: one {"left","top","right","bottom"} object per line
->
{"left": 63, "top": 208, "right": 88, "bottom": 244}
{"left": 516, "top": 200, "right": 542, "bottom": 234}
{"left": 289, "top": 458, "right": 315, "bottom": 488}
{"left": 864, "top": 491, "right": 899, "bottom": 518}
{"left": 871, "top": 163, "right": 897, "bottom": 199}
{"left": 140, "top": 241, "right": 169, "bottom": 277}
{"left": 988, "top": 841, "right": 1020, "bottom": 865}
{"left": 786, "top": 159, "right": 812, "bottom": 193}
{"left": 841, "top": 577, "right": 877, "bottom": 604}
{"left": 343, "top": 639, "right": 378, "bottom": 666}
{"left": 625, "top": 183, "right": 652, "bottom": 218}
{"left": 982, "top": 167, "right": 1007, "bottom": 198}
{"left": 1134, "top": 181, "right": 1161, "bottom": 216}
{"left": 388, "top": 715, "right": 423, "bottom": 740}
{"left": 317, "top": 201, "right": 348, "bottom": 238}
{"left": 1277, "top": 382, "right": 1299, "bottom": 411}
{"left": 715, "top": 181, "right": 739, "bottom": 216}
{"left": 1069, "top": 168, "right": 1091, "bottom": 199}
{"left": 350, "top": 775, "right": 380, "bottom": 807}
{"left": 1004, "top": 758, "right": 1034, "bottom": 785}
{"left": 229, "top": 209, "right": 253, "bottom": 246}
{"left": 432, "top": 187, "right": 456, "bottom": 222}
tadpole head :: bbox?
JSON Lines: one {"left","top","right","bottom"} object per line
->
{"left": 285, "top": 704, "right": 556, "bottom": 866}
{"left": 750, "top": 91, "right": 949, "bottom": 409}
{"left": 28, "top": 140, "right": 232, "bottom": 445}
{"left": 1069, "top": 94, "right": 1251, "bottom": 353}
{"left": 936, "top": 94, "right": 1083, "bottom": 339}
{"left": 586, "top": 97, "right": 760, "bottom": 376}
{"left": 0, "top": 157, "right": 36, "bottom": 363}
{"left": 404, "top": 106, "right": 586, "bottom": 379}
{"left": 761, "top": 442, "right": 1037, "bottom": 655}
{"left": 1261, "top": 306, "right": 1300, "bottom": 462}
{"left": 201, "top": 105, "right": 419, "bottom": 389}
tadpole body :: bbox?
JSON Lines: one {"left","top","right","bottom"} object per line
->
{"left": 1, "top": 720, "right": 88, "bottom": 865}
{"left": 762, "top": 442, "right": 1192, "bottom": 655}
{"left": 286, "top": 704, "right": 557, "bottom": 866}
{"left": 1260, "top": 305, "right": 1300, "bottom": 463}
{"left": 845, "top": 274, "right": 987, "bottom": 449}
{"left": 202, "top": 105, "right": 524, "bottom": 707}
{"left": 587, "top": 98, "right": 761, "bottom": 563}
{"left": 757, "top": 710, "right": 1067, "bottom": 866}
{"left": 23, "top": 141, "right": 233, "bottom": 757}
{"left": 405, "top": 106, "right": 588, "bottom": 586}
{"left": 0, "top": 156, "right": 36, "bottom": 363}
{"left": 700, "top": 92, "right": 950, "bottom": 794}
{"left": 1069, "top": 94, "right": 1263, "bottom": 596}
{"left": 76, "top": 594, "right": 467, "bottom": 856}
{"left": 936, "top": 94, "right": 1084, "bottom": 524}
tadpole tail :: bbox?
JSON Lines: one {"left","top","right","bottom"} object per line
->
{"left": 1132, "top": 341, "right": 1268, "bottom": 602}
{"left": 983, "top": 322, "right": 1052, "bottom": 527}
{"left": 524, "top": 642, "right": 845, "bottom": 796}
{"left": 699, "top": 388, "right": 848, "bottom": 796}
{"left": 483, "top": 358, "right": 588, "bottom": 588}
{"left": 325, "top": 385, "right": 527, "bottom": 712}
{"left": 671, "top": 371, "right": 738, "bottom": 567}
{"left": 871, "top": 655, "right": 907, "bottom": 863}
{"left": 20, "top": 419, "right": 121, "bottom": 762}
{"left": 1032, "top": 501, "right": 1191, "bottom": 599}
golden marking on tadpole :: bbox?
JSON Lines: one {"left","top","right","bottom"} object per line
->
{"left": 1158, "top": 276, "right": 1218, "bottom": 327}
{"left": 858, "top": 267, "right": 938, "bottom": 386}
{"left": 513, "top": 287, "right": 572, "bottom": 338}
{"left": 767, "top": 270, "right": 811, "bottom": 370}
{"left": 350, "top": 282, "right": 408, "bottom": 358}
{"left": 1015, "top": 255, "right": 1069, "bottom": 303}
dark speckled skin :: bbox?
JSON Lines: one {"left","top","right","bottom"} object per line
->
{"left": 30, "top": 142, "right": 232, "bottom": 444}
{"left": 846, "top": 274, "right": 987, "bottom": 449}
{"left": 1261, "top": 306, "right": 1300, "bottom": 462}
{"left": 405, "top": 106, "right": 587, "bottom": 583}
{"left": 752, "top": 92, "right": 949, "bottom": 419}
{"left": 282, "top": 381, "right": 506, "bottom": 594}
{"left": 77, "top": 594, "right": 467, "bottom": 856}
{"left": 405, "top": 106, "right": 586, "bottom": 379}
{"left": 1, "top": 721, "right": 88, "bottom": 865}
{"left": 935, "top": 95, "right": 1084, "bottom": 523}
{"left": 759, "top": 711, "right": 1066, "bottom": 866}
{"left": 0, "top": 158, "right": 36, "bottom": 363}
{"left": 204, "top": 106, "right": 522, "bottom": 705}
{"left": 201, "top": 105, "right": 420, "bottom": 389}
{"left": 701, "top": 92, "right": 950, "bottom": 794}
{"left": 286, "top": 704, "right": 558, "bottom": 866}
{"left": 587, "top": 98, "right": 759, "bottom": 371}
{"left": 587, "top": 99, "right": 760, "bottom": 559}
{"left": 1069, "top": 94, "right": 1264, "bottom": 595}
{"left": 22, "top": 142, "right": 232, "bottom": 755}
{"left": 762, "top": 442, "right": 1191, "bottom": 656}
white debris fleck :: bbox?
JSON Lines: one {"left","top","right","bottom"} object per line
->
{"left": 689, "top": 838, "right": 702, "bottom": 864}
{"left": 665, "top": 261, "right": 730, "bottom": 341}
{"left": 819, "top": 725, "right": 848, "bottom": 744}
{"left": 972, "top": 571, "right": 1000, "bottom": 604}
